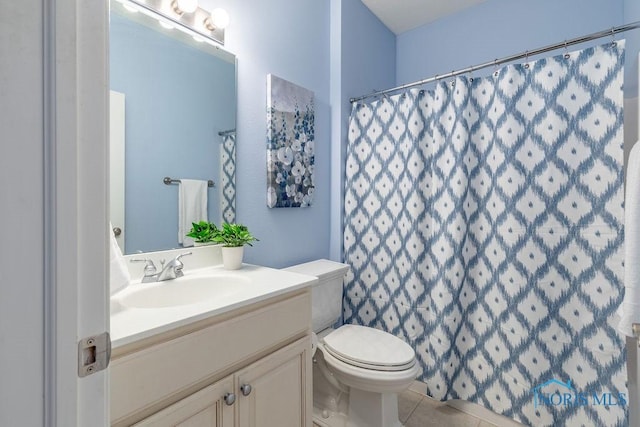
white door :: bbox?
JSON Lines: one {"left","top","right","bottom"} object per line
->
{"left": 0, "top": 0, "right": 48, "bottom": 425}
{"left": 2, "top": 1, "right": 109, "bottom": 426}
{"left": 110, "top": 90, "right": 126, "bottom": 252}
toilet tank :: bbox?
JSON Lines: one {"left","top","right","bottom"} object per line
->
{"left": 283, "top": 259, "right": 350, "bottom": 333}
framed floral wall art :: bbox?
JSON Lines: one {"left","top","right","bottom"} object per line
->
{"left": 266, "top": 74, "right": 315, "bottom": 208}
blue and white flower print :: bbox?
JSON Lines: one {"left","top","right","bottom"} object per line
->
{"left": 267, "top": 74, "right": 315, "bottom": 208}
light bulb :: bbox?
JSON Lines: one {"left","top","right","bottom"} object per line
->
{"left": 175, "top": 0, "right": 198, "bottom": 14}
{"left": 209, "top": 8, "right": 229, "bottom": 29}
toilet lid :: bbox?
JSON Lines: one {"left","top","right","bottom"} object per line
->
{"left": 322, "top": 325, "right": 416, "bottom": 372}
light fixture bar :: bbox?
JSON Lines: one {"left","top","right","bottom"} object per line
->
{"left": 123, "top": 0, "right": 225, "bottom": 46}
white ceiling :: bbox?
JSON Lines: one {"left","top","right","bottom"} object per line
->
{"left": 361, "top": 0, "right": 487, "bottom": 34}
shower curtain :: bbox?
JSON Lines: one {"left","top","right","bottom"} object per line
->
{"left": 220, "top": 132, "right": 236, "bottom": 223}
{"left": 343, "top": 42, "right": 627, "bottom": 426}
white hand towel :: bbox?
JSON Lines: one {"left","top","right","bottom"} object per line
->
{"left": 109, "top": 222, "right": 130, "bottom": 296}
{"left": 618, "top": 141, "right": 640, "bottom": 336}
{"left": 178, "top": 179, "right": 208, "bottom": 247}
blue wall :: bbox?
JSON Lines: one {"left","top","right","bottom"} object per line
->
{"left": 201, "top": 0, "right": 332, "bottom": 267}
{"left": 626, "top": 0, "right": 640, "bottom": 97}
{"left": 110, "top": 12, "right": 235, "bottom": 253}
{"left": 199, "top": 0, "right": 395, "bottom": 268}
{"left": 397, "top": 0, "right": 625, "bottom": 91}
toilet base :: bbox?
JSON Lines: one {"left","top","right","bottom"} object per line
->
{"left": 312, "top": 344, "right": 409, "bottom": 427}
{"left": 346, "top": 389, "right": 402, "bottom": 427}
{"left": 312, "top": 389, "right": 403, "bottom": 427}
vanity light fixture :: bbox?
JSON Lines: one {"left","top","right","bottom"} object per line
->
{"left": 119, "top": 0, "right": 228, "bottom": 46}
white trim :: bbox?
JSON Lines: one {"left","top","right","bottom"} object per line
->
{"left": 43, "top": 0, "right": 58, "bottom": 423}
{"left": 75, "top": 0, "right": 110, "bottom": 425}
{"left": 52, "top": 0, "right": 81, "bottom": 424}
{"left": 44, "top": 0, "right": 110, "bottom": 425}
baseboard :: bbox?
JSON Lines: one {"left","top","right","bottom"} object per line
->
{"left": 409, "top": 380, "right": 524, "bottom": 427}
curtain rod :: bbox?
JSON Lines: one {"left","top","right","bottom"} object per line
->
{"left": 350, "top": 20, "right": 640, "bottom": 103}
{"left": 218, "top": 128, "right": 236, "bottom": 136}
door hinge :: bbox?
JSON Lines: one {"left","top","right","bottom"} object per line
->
{"left": 78, "top": 332, "right": 111, "bottom": 377}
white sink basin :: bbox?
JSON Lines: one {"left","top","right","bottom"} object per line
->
{"left": 119, "top": 275, "right": 250, "bottom": 309}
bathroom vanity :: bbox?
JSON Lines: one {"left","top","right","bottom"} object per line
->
{"left": 110, "top": 261, "right": 316, "bottom": 427}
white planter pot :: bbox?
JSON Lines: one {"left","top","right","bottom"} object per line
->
{"left": 221, "top": 246, "right": 244, "bottom": 270}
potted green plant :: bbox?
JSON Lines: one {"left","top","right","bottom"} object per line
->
{"left": 211, "top": 222, "right": 258, "bottom": 269}
{"left": 186, "top": 221, "right": 219, "bottom": 245}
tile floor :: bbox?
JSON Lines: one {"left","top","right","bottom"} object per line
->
{"left": 313, "top": 389, "right": 524, "bottom": 427}
{"left": 313, "top": 390, "right": 522, "bottom": 427}
{"left": 398, "top": 390, "right": 522, "bottom": 427}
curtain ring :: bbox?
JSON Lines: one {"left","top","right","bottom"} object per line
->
{"left": 469, "top": 65, "right": 474, "bottom": 82}
{"left": 524, "top": 50, "right": 530, "bottom": 69}
{"left": 418, "top": 78, "right": 427, "bottom": 95}
{"left": 564, "top": 40, "right": 570, "bottom": 59}
{"left": 611, "top": 27, "right": 617, "bottom": 46}
{"left": 493, "top": 59, "right": 499, "bottom": 77}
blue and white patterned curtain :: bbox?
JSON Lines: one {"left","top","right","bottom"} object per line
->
{"left": 220, "top": 132, "right": 236, "bottom": 223}
{"left": 344, "top": 42, "right": 626, "bottom": 426}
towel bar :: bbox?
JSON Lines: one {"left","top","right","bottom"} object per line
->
{"left": 163, "top": 177, "right": 215, "bottom": 188}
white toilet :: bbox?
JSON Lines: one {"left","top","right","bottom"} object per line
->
{"left": 284, "top": 259, "right": 419, "bottom": 427}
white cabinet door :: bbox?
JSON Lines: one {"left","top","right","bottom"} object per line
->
{"left": 134, "top": 376, "right": 235, "bottom": 427}
{"left": 236, "top": 337, "right": 312, "bottom": 427}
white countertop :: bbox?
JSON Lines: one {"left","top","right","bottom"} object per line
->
{"left": 110, "top": 263, "right": 317, "bottom": 349}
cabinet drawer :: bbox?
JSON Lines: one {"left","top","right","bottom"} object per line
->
{"left": 111, "top": 291, "right": 311, "bottom": 425}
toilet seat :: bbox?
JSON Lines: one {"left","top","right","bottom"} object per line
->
{"left": 319, "top": 339, "right": 420, "bottom": 394}
{"left": 322, "top": 325, "right": 416, "bottom": 372}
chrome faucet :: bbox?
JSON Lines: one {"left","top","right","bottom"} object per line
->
{"left": 158, "top": 252, "right": 192, "bottom": 281}
{"left": 130, "top": 258, "right": 158, "bottom": 283}
{"left": 130, "top": 252, "right": 192, "bottom": 283}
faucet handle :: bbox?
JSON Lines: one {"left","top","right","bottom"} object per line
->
{"left": 130, "top": 258, "right": 157, "bottom": 275}
{"left": 176, "top": 251, "right": 193, "bottom": 262}
{"left": 172, "top": 252, "right": 192, "bottom": 278}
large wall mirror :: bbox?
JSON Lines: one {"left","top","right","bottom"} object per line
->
{"left": 109, "top": 0, "right": 237, "bottom": 255}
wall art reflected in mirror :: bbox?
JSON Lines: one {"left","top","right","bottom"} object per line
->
{"left": 109, "top": 0, "right": 237, "bottom": 254}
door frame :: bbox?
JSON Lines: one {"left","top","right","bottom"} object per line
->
{"left": 44, "top": 0, "right": 110, "bottom": 426}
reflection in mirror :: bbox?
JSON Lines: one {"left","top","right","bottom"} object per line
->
{"left": 109, "top": 0, "right": 237, "bottom": 255}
